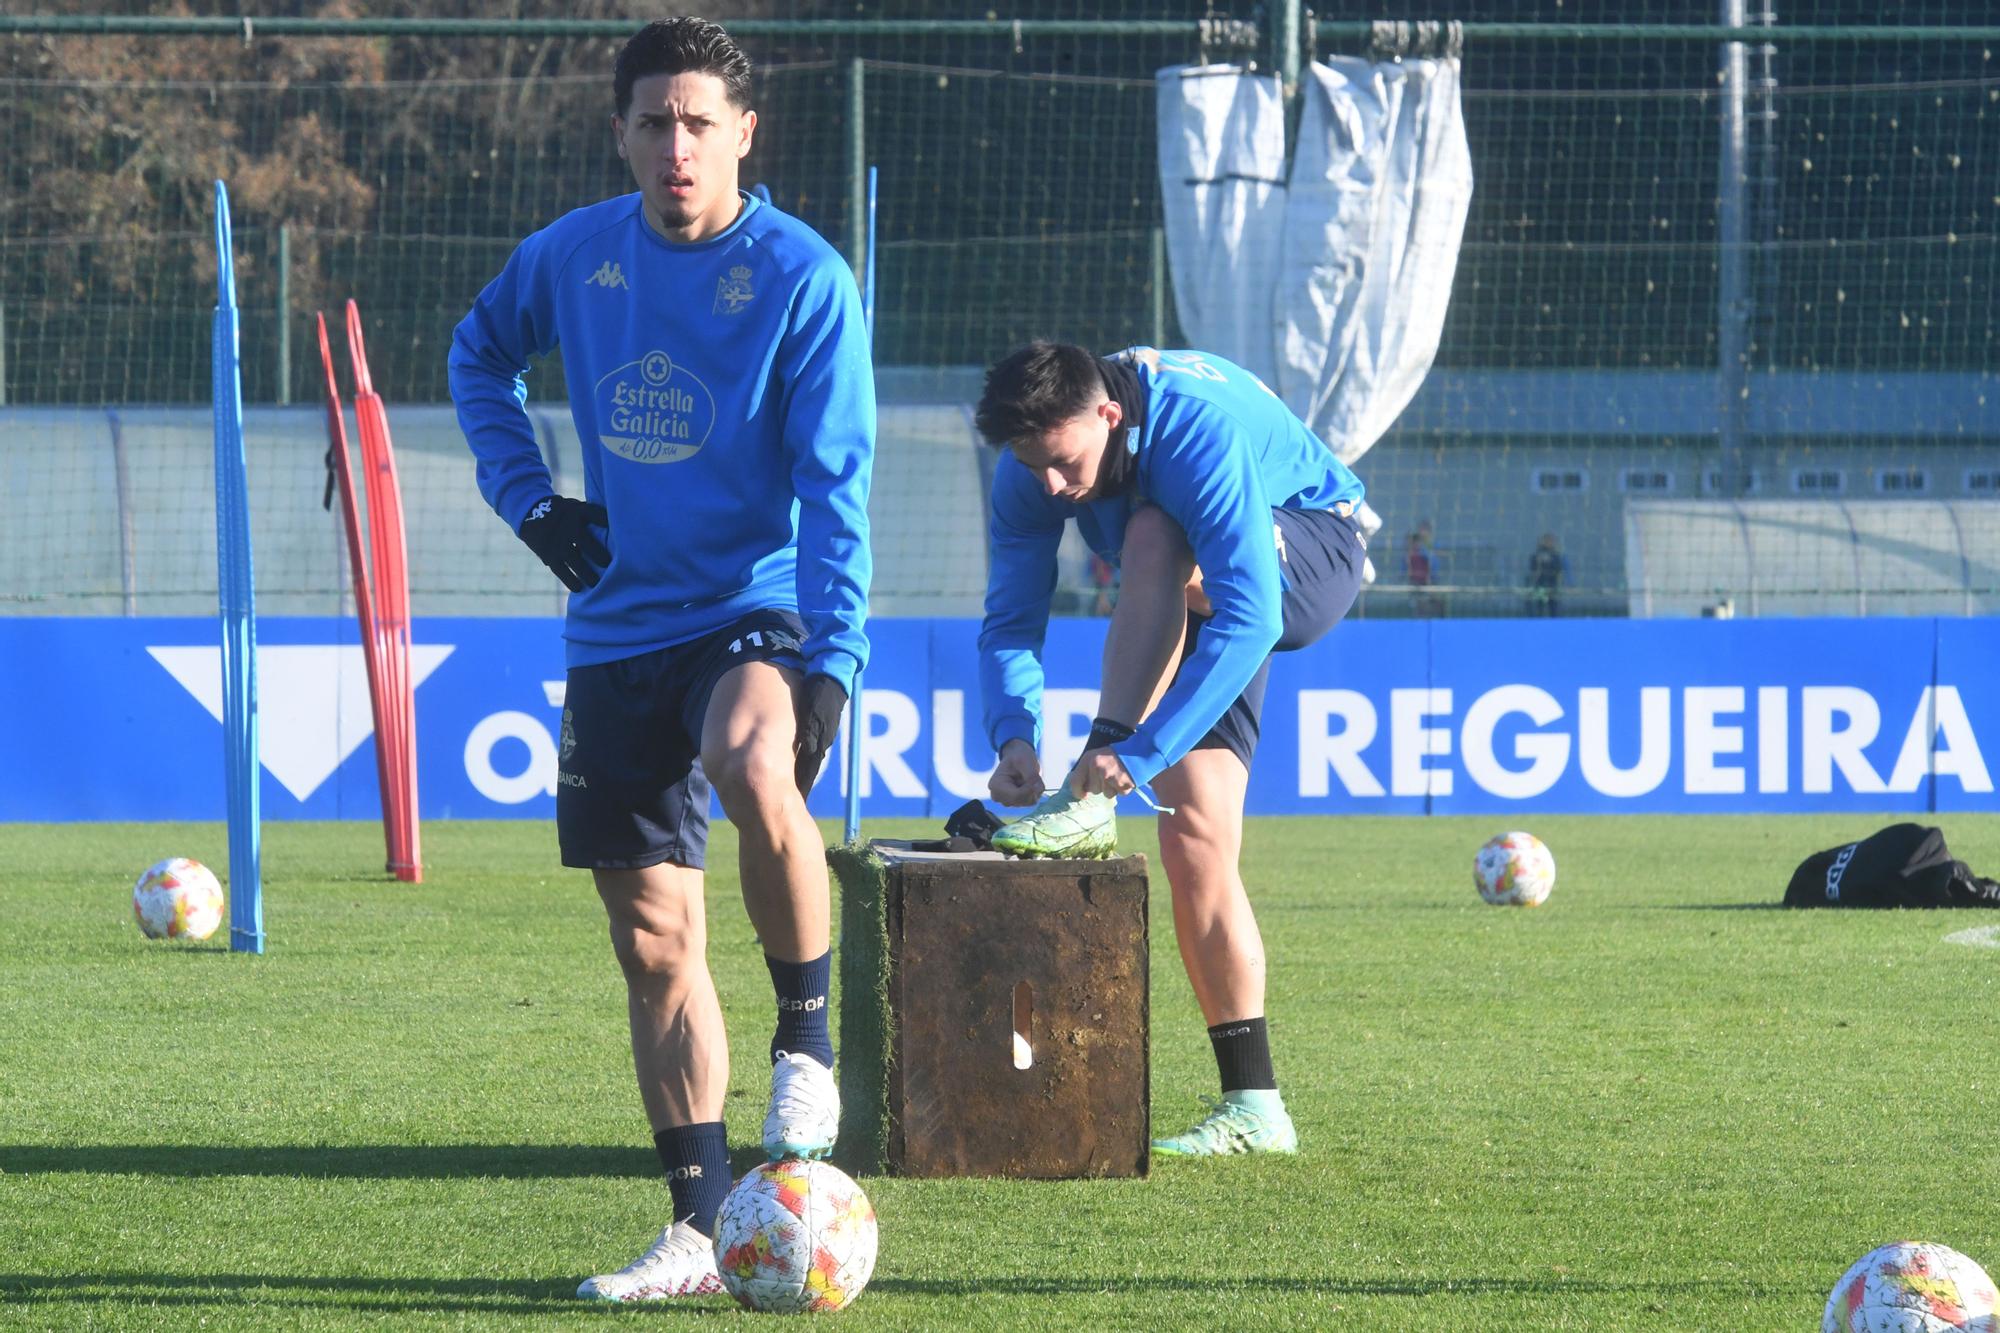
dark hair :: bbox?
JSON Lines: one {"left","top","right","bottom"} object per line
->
{"left": 614, "top": 17, "right": 753, "bottom": 118}
{"left": 974, "top": 340, "right": 1103, "bottom": 447}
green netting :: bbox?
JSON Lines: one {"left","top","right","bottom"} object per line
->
{"left": 2, "top": 7, "right": 1996, "bottom": 616}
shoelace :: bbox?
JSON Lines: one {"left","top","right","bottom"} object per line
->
{"left": 771, "top": 1056, "right": 830, "bottom": 1121}
{"left": 614, "top": 1227, "right": 684, "bottom": 1278}
{"left": 1031, "top": 780, "right": 1177, "bottom": 818}
{"left": 1184, "top": 1095, "right": 1258, "bottom": 1148}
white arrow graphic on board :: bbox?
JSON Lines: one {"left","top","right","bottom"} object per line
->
{"left": 147, "top": 645, "right": 454, "bottom": 802}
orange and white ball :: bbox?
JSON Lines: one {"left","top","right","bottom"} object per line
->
{"left": 132, "top": 857, "right": 225, "bottom": 941}
{"left": 1823, "top": 1241, "right": 1996, "bottom": 1332}
{"left": 714, "top": 1159, "right": 877, "bottom": 1314}
{"left": 1474, "top": 832, "right": 1555, "bottom": 907}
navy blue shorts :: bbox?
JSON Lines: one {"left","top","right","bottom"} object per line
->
{"left": 1179, "top": 507, "right": 1366, "bottom": 773}
{"left": 555, "top": 609, "right": 808, "bottom": 872}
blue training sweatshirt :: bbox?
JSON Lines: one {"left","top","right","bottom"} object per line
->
{"left": 979, "top": 348, "right": 1364, "bottom": 789}
{"left": 449, "top": 191, "right": 874, "bottom": 689}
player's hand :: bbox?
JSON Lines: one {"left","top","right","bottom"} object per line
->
{"left": 517, "top": 494, "right": 610, "bottom": 592}
{"left": 792, "top": 673, "right": 848, "bottom": 795}
{"left": 1070, "top": 748, "right": 1135, "bottom": 799}
{"left": 989, "top": 739, "right": 1045, "bottom": 807}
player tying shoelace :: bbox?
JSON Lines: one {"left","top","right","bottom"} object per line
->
{"left": 973, "top": 341, "right": 1367, "bottom": 1155}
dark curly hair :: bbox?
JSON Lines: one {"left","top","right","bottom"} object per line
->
{"left": 614, "top": 17, "right": 753, "bottom": 118}
{"left": 974, "top": 341, "right": 1103, "bottom": 448}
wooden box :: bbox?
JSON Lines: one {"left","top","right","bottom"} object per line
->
{"left": 833, "top": 843, "right": 1149, "bottom": 1178}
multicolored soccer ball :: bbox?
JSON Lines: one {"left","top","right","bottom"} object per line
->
{"left": 713, "top": 1159, "right": 877, "bottom": 1314}
{"left": 1823, "top": 1242, "right": 1998, "bottom": 1332}
{"left": 132, "top": 857, "right": 225, "bottom": 941}
{"left": 1474, "top": 831, "right": 1555, "bottom": 907}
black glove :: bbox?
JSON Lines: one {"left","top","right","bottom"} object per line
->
{"left": 943, "top": 799, "right": 1007, "bottom": 850}
{"left": 793, "top": 673, "right": 848, "bottom": 795}
{"left": 517, "top": 495, "right": 610, "bottom": 592}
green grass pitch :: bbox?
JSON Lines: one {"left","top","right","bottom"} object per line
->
{"left": 2, "top": 813, "right": 1997, "bottom": 1329}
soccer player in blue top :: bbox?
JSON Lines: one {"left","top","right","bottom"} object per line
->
{"left": 976, "top": 341, "right": 1365, "bottom": 1156}
{"left": 449, "top": 18, "right": 872, "bottom": 1301}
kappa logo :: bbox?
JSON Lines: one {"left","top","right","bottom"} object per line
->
{"left": 713, "top": 264, "right": 755, "bottom": 315}
{"left": 585, "top": 260, "right": 628, "bottom": 290}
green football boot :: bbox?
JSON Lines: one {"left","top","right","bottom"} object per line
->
{"left": 1151, "top": 1091, "right": 1299, "bottom": 1156}
{"left": 990, "top": 786, "right": 1118, "bottom": 860}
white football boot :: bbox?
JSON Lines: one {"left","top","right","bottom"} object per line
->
{"left": 575, "top": 1220, "right": 723, "bottom": 1302}
{"left": 763, "top": 1050, "right": 840, "bottom": 1160}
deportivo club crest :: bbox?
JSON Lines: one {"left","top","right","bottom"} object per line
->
{"left": 714, "top": 265, "right": 755, "bottom": 315}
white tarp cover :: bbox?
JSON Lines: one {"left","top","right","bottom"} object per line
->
{"left": 1278, "top": 57, "right": 1472, "bottom": 467}
{"left": 1156, "top": 57, "right": 1471, "bottom": 468}
{"left": 1154, "top": 66, "right": 1287, "bottom": 386}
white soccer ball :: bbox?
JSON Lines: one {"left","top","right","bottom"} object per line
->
{"left": 1474, "top": 831, "right": 1555, "bottom": 907}
{"left": 1824, "top": 1242, "right": 1998, "bottom": 1332}
{"left": 132, "top": 857, "right": 225, "bottom": 941}
{"left": 713, "top": 1159, "right": 877, "bottom": 1314}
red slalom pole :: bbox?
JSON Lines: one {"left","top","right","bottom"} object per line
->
{"left": 316, "top": 312, "right": 396, "bottom": 874}
{"left": 345, "top": 300, "right": 421, "bottom": 882}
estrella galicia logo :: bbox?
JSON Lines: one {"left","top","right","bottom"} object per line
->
{"left": 593, "top": 349, "right": 716, "bottom": 463}
{"left": 714, "top": 264, "right": 755, "bottom": 316}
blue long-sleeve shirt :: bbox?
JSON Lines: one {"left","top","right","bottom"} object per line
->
{"left": 449, "top": 191, "right": 874, "bottom": 688}
{"left": 979, "top": 348, "right": 1363, "bottom": 788}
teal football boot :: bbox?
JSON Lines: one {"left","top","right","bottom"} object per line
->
{"left": 1151, "top": 1091, "right": 1299, "bottom": 1156}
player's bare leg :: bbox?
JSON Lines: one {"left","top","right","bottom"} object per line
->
{"left": 580, "top": 863, "right": 728, "bottom": 1299}
{"left": 702, "top": 661, "right": 840, "bottom": 1159}
{"left": 596, "top": 863, "right": 727, "bottom": 1130}
{"left": 1150, "top": 747, "right": 1297, "bottom": 1156}
{"left": 1096, "top": 503, "right": 1197, "bottom": 727}
{"left": 1153, "top": 748, "right": 1261, "bottom": 1023}
{"left": 703, "top": 661, "right": 830, "bottom": 959}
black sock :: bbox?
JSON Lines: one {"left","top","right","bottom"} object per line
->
{"left": 767, "top": 950, "right": 834, "bottom": 1069}
{"left": 653, "top": 1121, "right": 730, "bottom": 1237}
{"left": 1208, "top": 1016, "right": 1277, "bottom": 1092}
{"left": 1084, "top": 715, "right": 1136, "bottom": 752}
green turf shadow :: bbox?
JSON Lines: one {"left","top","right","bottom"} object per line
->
{"left": 0, "top": 1271, "right": 586, "bottom": 1312}
{"left": 870, "top": 1274, "right": 1811, "bottom": 1299}
{"left": 2, "top": 1142, "right": 843, "bottom": 1185}
{"left": 0, "top": 1144, "right": 659, "bottom": 1180}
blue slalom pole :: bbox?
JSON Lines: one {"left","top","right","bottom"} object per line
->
{"left": 213, "top": 180, "right": 262, "bottom": 953}
{"left": 840, "top": 163, "right": 880, "bottom": 840}
{"left": 843, "top": 166, "right": 877, "bottom": 845}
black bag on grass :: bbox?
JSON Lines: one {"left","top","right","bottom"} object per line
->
{"left": 1784, "top": 823, "right": 2000, "bottom": 909}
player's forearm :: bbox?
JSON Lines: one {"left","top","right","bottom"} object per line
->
{"left": 790, "top": 420, "right": 874, "bottom": 693}
{"left": 976, "top": 568, "right": 1057, "bottom": 754}
{"left": 449, "top": 350, "right": 551, "bottom": 529}
{"left": 979, "top": 640, "right": 1047, "bottom": 755}
{"left": 795, "top": 540, "right": 870, "bottom": 694}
